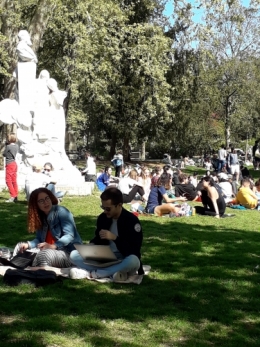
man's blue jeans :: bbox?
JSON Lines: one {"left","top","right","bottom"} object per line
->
{"left": 218, "top": 160, "right": 226, "bottom": 173}
{"left": 70, "top": 250, "right": 140, "bottom": 278}
{"left": 46, "top": 183, "right": 64, "bottom": 199}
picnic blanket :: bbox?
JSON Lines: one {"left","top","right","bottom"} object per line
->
{"left": 0, "top": 265, "right": 151, "bottom": 285}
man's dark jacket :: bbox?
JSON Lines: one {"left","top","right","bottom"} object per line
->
{"left": 90, "top": 207, "right": 144, "bottom": 274}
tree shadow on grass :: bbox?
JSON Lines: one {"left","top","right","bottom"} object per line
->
{"left": 0, "top": 201, "right": 260, "bottom": 346}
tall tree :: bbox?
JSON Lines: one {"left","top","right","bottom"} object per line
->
{"left": 196, "top": 0, "right": 260, "bottom": 146}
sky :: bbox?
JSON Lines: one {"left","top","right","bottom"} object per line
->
{"left": 164, "top": 0, "right": 251, "bottom": 24}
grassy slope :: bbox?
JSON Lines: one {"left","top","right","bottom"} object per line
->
{"left": 0, "top": 167, "right": 260, "bottom": 347}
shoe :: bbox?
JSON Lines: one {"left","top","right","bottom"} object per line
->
{"left": 5, "top": 197, "right": 15, "bottom": 203}
{"left": 169, "top": 212, "right": 176, "bottom": 218}
{"left": 14, "top": 197, "right": 18, "bottom": 203}
{"left": 113, "top": 271, "right": 128, "bottom": 282}
{"left": 69, "top": 268, "right": 92, "bottom": 279}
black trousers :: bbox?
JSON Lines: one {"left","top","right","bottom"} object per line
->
{"left": 123, "top": 185, "right": 145, "bottom": 203}
{"left": 195, "top": 206, "right": 224, "bottom": 217}
{"left": 115, "top": 165, "right": 122, "bottom": 177}
{"left": 85, "top": 174, "right": 97, "bottom": 182}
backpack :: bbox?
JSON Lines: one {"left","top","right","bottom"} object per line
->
{"left": 3, "top": 269, "right": 60, "bottom": 287}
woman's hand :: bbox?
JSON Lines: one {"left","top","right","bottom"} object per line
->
{"left": 37, "top": 242, "right": 57, "bottom": 250}
{"left": 19, "top": 242, "right": 29, "bottom": 253}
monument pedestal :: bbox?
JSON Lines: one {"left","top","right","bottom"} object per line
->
{"left": 17, "top": 62, "right": 36, "bottom": 111}
{"left": 0, "top": 170, "right": 94, "bottom": 197}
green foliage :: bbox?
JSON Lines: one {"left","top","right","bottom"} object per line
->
{"left": 1, "top": 0, "right": 260, "bottom": 156}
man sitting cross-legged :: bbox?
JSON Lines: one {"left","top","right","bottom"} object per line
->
{"left": 69, "top": 187, "right": 143, "bottom": 281}
{"left": 174, "top": 173, "right": 200, "bottom": 201}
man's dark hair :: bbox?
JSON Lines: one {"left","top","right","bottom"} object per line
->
{"left": 100, "top": 187, "right": 123, "bottom": 205}
{"left": 179, "top": 173, "right": 188, "bottom": 183}
{"left": 255, "top": 179, "right": 260, "bottom": 187}
{"left": 241, "top": 178, "right": 251, "bottom": 185}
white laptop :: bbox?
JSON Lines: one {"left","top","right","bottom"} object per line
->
{"left": 74, "top": 244, "right": 121, "bottom": 268}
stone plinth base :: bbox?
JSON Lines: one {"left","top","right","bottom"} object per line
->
{"left": 0, "top": 170, "right": 94, "bottom": 196}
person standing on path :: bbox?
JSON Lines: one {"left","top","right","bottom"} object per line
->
{"left": 218, "top": 145, "right": 227, "bottom": 173}
{"left": 3, "top": 133, "right": 19, "bottom": 203}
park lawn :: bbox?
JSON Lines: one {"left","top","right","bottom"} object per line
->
{"left": 0, "top": 188, "right": 260, "bottom": 347}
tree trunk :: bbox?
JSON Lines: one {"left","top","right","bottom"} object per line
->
{"left": 123, "top": 137, "right": 129, "bottom": 162}
{"left": 29, "top": 0, "right": 58, "bottom": 53}
{"left": 140, "top": 141, "right": 146, "bottom": 160}
{"left": 110, "top": 134, "right": 117, "bottom": 159}
{"left": 224, "top": 97, "right": 231, "bottom": 148}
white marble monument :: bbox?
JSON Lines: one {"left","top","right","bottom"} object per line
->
{"left": 0, "top": 30, "right": 92, "bottom": 195}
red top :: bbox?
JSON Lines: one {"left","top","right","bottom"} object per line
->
{"left": 45, "top": 230, "right": 56, "bottom": 245}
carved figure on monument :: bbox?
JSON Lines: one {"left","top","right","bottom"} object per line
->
{"left": 0, "top": 29, "right": 83, "bottom": 192}
{"left": 47, "top": 78, "right": 67, "bottom": 147}
{"left": 16, "top": 30, "right": 38, "bottom": 63}
{"left": 33, "top": 70, "right": 50, "bottom": 140}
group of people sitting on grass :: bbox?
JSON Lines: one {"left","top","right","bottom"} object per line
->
{"left": 94, "top": 162, "right": 228, "bottom": 218}
{"left": 2, "top": 155, "right": 259, "bottom": 283}
{"left": 9, "top": 186, "right": 143, "bottom": 281}
{"left": 25, "top": 162, "right": 66, "bottom": 202}
{"left": 96, "top": 159, "right": 260, "bottom": 217}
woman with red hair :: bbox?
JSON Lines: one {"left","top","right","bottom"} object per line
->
{"left": 13, "top": 188, "right": 82, "bottom": 267}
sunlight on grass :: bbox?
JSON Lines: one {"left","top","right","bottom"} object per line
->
{"left": 1, "top": 189, "right": 260, "bottom": 346}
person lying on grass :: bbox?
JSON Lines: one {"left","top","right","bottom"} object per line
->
{"left": 145, "top": 172, "right": 187, "bottom": 216}
{"left": 195, "top": 176, "right": 226, "bottom": 218}
{"left": 69, "top": 187, "right": 143, "bottom": 281}
{"left": 13, "top": 188, "right": 82, "bottom": 267}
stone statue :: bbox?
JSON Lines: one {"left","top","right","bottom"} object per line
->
{"left": 16, "top": 30, "right": 38, "bottom": 63}
{"left": 0, "top": 30, "right": 83, "bottom": 190}
{"left": 47, "top": 78, "right": 67, "bottom": 146}
{"left": 33, "top": 70, "right": 51, "bottom": 140}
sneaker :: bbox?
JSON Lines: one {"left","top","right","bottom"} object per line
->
{"left": 69, "top": 268, "right": 92, "bottom": 279}
{"left": 113, "top": 271, "right": 128, "bottom": 282}
{"left": 14, "top": 197, "right": 18, "bottom": 203}
{"left": 5, "top": 197, "right": 15, "bottom": 203}
{"left": 169, "top": 212, "right": 176, "bottom": 218}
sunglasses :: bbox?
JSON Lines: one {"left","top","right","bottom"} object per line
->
{"left": 44, "top": 168, "right": 51, "bottom": 172}
{"left": 100, "top": 204, "right": 117, "bottom": 212}
{"left": 38, "top": 196, "right": 51, "bottom": 205}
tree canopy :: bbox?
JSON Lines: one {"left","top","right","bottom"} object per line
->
{"left": 1, "top": 0, "right": 260, "bottom": 158}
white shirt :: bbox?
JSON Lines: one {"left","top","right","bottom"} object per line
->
{"left": 204, "top": 162, "right": 212, "bottom": 170}
{"left": 218, "top": 148, "right": 227, "bottom": 160}
{"left": 118, "top": 177, "right": 139, "bottom": 195}
{"left": 82, "top": 156, "right": 96, "bottom": 175}
{"left": 218, "top": 182, "right": 233, "bottom": 202}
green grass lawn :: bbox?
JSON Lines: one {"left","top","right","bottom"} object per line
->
{"left": 0, "top": 184, "right": 260, "bottom": 347}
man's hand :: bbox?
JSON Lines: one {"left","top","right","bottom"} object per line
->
{"left": 99, "top": 229, "right": 117, "bottom": 240}
{"left": 178, "top": 196, "right": 187, "bottom": 201}
{"left": 37, "top": 242, "right": 57, "bottom": 250}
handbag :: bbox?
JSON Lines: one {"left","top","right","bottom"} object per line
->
{"left": 0, "top": 251, "right": 37, "bottom": 269}
{"left": 255, "top": 149, "right": 260, "bottom": 158}
{"left": 3, "top": 269, "right": 59, "bottom": 287}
